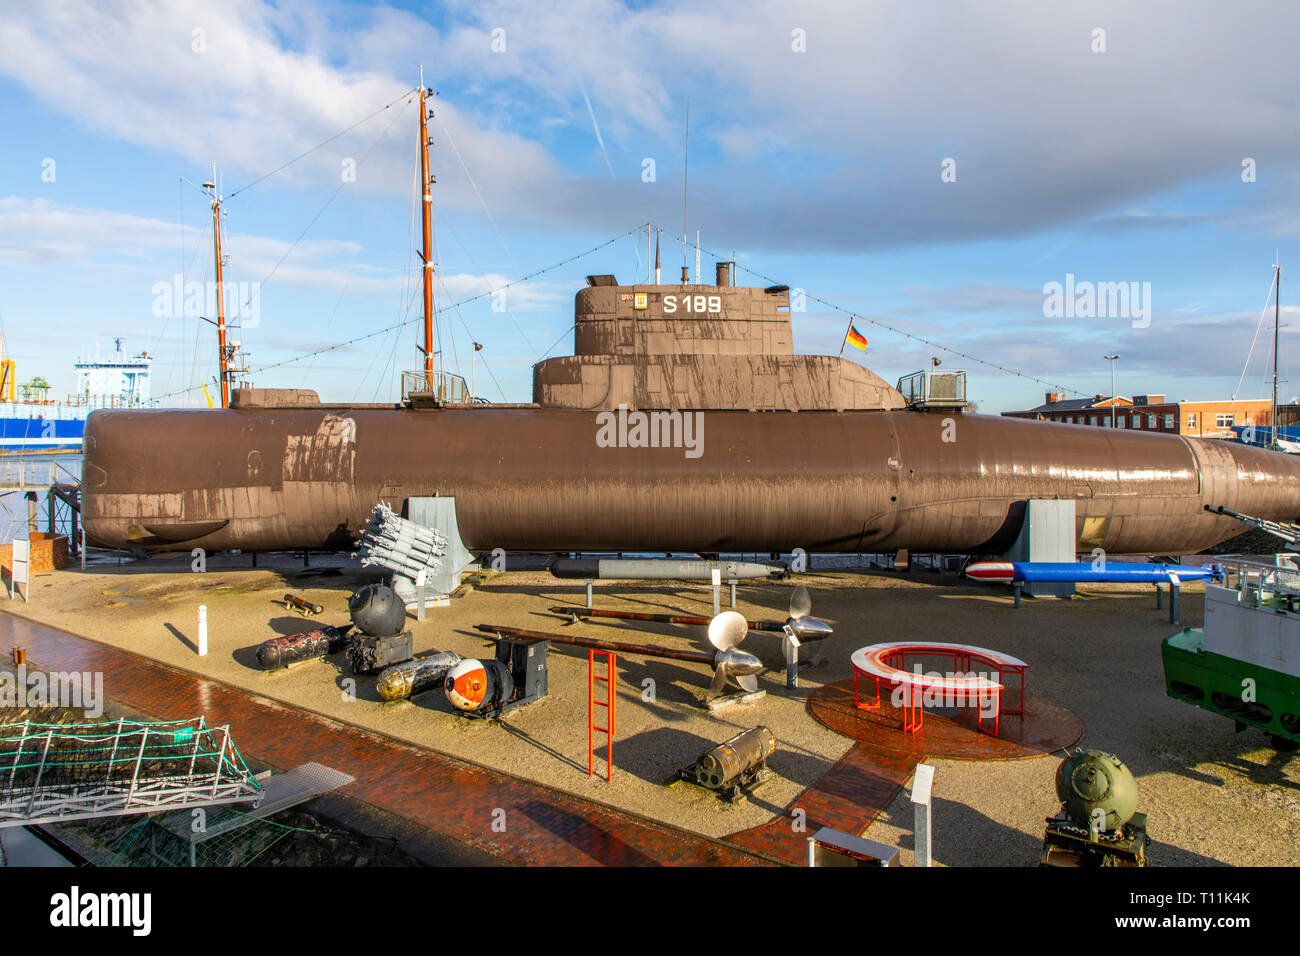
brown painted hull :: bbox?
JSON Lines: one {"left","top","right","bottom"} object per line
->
{"left": 81, "top": 406, "right": 1300, "bottom": 555}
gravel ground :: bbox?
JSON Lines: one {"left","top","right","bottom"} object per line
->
{"left": 5, "top": 551, "right": 1297, "bottom": 865}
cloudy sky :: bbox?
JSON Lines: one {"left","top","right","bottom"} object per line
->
{"left": 1, "top": 0, "right": 1298, "bottom": 410}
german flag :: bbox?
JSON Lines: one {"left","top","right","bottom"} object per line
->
{"left": 845, "top": 323, "right": 868, "bottom": 351}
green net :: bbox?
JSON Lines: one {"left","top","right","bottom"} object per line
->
{"left": 0, "top": 717, "right": 260, "bottom": 797}
{"left": 105, "top": 808, "right": 314, "bottom": 867}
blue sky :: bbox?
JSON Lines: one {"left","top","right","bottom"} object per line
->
{"left": 1, "top": 0, "right": 1298, "bottom": 411}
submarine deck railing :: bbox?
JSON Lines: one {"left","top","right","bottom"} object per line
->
{"left": 402, "top": 370, "right": 472, "bottom": 406}
{"left": 0, "top": 452, "right": 80, "bottom": 492}
{"left": 0, "top": 717, "right": 262, "bottom": 828}
{"left": 0, "top": 452, "right": 82, "bottom": 550}
{"left": 1211, "top": 554, "right": 1300, "bottom": 603}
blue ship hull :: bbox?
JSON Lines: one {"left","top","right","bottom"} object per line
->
{"left": 0, "top": 416, "right": 85, "bottom": 451}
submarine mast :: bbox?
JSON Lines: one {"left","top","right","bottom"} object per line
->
{"left": 204, "top": 168, "right": 231, "bottom": 408}
{"left": 419, "top": 70, "right": 437, "bottom": 388}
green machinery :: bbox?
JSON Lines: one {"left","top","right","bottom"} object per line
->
{"left": 1162, "top": 556, "right": 1300, "bottom": 751}
{"left": 1041, "top": 750, "right": 1149, "bottom": 867}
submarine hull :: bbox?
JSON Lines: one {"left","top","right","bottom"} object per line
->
{"left": 81, "top": 406, "right": 1300, "bottom": 555}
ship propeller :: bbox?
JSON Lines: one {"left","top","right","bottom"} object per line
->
{"left": 784, "top": 584, "right": 834, "bottom": 641}
{"left": 706, "top": 611, "right": 763, "bottom": 699}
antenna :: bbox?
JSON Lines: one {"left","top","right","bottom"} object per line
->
{"left": 681, "top": 97, "right": 690, "bottom": 285}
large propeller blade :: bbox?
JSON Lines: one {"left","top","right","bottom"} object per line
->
{"left": 789, "top": 584, "right": 812, "bottom": 621}
{"left": 706, "top": 611, "right": 763, "bottom": 700}
{"left": 708, "top": 611, "right": 749, "bottom": 651}
{"left": 782, "top": 584, "right": 834, "bottom": 641}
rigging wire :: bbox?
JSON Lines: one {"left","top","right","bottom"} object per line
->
{"left": 226, "top": 89, "right": 418, "bottom": 201}
{"left": 660, "top": 227, "right": 1088, "bottom": 398}
{"left": 438, "top": 214, "right": 541, "bottom": 358}
{"left": 230, "top": 97, "right": 412, "bottom": 320}
{"left": 150, "top": 225, "right": 643, "bottom": 402}
{"left": 432, "top": 110, "right": 521, "bottom": 277}
{"left": 1234, "top": 268, "right": 1278, "bottom": 400}
{"left": 438, "top": 269, "right": 508, "bottom": 401}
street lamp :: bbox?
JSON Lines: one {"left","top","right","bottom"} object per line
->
{"left": 1104, "top": 354, "right": 1120, "bottom": 428}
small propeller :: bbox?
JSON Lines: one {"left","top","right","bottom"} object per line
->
{"left": 706, "top": 611, "right": 763, "bottom": 700}
{"left": 785, "top": 585, "right": 834, "bottom": 641}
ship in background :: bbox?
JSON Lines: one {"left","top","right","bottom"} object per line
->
{"left": 0, "top": 337, "right": 152, "bottom": 453}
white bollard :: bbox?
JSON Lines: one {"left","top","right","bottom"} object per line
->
{"left": 197, "top": 605, "right": 208, "bottom": 657}
{"left": 911, "top": 763, "right": 935, "bottom": 867}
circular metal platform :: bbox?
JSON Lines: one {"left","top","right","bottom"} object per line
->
{"left": 808, "top": 678, "right": 1084, "bottom": 761}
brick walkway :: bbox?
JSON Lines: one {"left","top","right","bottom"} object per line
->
{"left": 0, "top": 613, "right": 770, "bottom": 867}
{"left": 726, "top": 741, "right": 914, "bottom": 860}
{"left": 725, "top": 678, "right": 1086, "bottom": 863}
{"left": 5, "top": 618, "right": 1055, "bottom": 867}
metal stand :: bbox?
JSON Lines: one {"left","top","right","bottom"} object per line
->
{"left": 783, "top": 625, "right": 800, "bottom": 689}
{"left": 911, "top": 763, "right": 935, "bottom": 867}
{"left": 585, "top": 579, "right": 593, "bottom": 608}
{"left": 1013, "top": 582, "right": 1023, "bottom": 608}
{"left": 1155, "top": 580, "right": 1180, "bottom": 624}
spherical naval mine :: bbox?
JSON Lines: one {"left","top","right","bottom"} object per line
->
{"left": 348, "top": 583, "right": 406, "bottom": 637}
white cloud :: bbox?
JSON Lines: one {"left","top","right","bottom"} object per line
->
{"left": 0, "top": 196, "right": 565, "bottom": 311}
{"left": 6, "top": 1, "right": 1300, "bottom": 252}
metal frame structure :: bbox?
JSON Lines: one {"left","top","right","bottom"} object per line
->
{"left": 0, "top": 717, "right": 262, "bottom": 828}
{"left": 587, "top": 650, "right": 616, "bottom": 781}
{"left": 851, "top": 642, "right": 1028, "bottom": 737}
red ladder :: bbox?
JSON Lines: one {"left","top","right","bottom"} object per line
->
{"left": 588, "top": 650, "right": 616, "bottom": 780}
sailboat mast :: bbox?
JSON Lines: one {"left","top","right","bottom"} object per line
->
{"left": 1274, "top": 262, "right": 1281, "bottom": 448}
{"left": 419, "top": 73, "right": 436, "bottom": 388}
{"left": 210, "top": 165, "right": 230, "bottom": 409}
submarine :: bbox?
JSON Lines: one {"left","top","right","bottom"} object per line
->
{"left": 78, "top": 81, "right": 1300, "bottom": 558}
{"left": 81, "top": 262, "right": 1300, "bottom": 557}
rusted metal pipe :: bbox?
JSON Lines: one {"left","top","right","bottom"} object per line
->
{"left": 475, "top": 624, "right": 714, "bottom": 664}
{"left": 548, "top": 604, "right": 792, "bottom": 633}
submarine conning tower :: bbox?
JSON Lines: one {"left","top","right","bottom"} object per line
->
{"left": 532, "top": 265, "right": 907, "bottom": 412}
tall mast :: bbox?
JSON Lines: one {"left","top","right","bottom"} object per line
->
{"left": 1274, "top": 261, "right": 1281, "bottom": 448}
{"left": 680, "top": 97, "right": 690, "bottom": 285}
{"left": 207, "top": 165, "right": 230, "bottom": 409}
{"left": 419, "top": 70, "right": 436, "bottom": 388}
